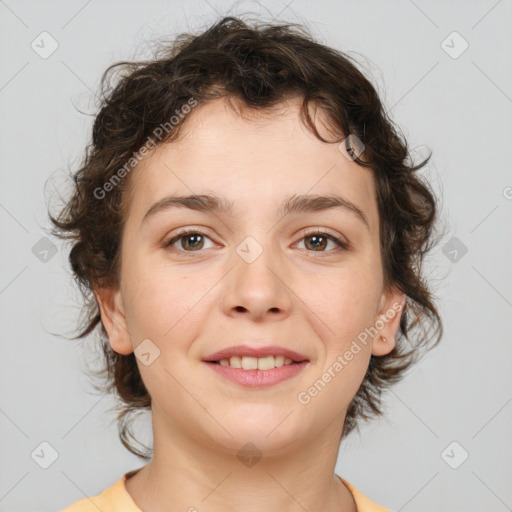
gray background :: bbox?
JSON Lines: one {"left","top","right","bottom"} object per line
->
{"left": 0, "top": 1, "right": 511, "bottom": 511}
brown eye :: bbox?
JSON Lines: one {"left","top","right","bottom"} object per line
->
{"left": 165, "top": 230, "right": 214, "bottom": 252}
{"left": 297, "top": 231, "right": 349, "bottom": 254}
{"left": 304, "top": 234, "right": 329, "bottom": 251}
{"left": 180, "top": 233, "right": 205, "bottom": 250}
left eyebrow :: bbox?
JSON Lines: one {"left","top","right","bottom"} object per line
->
{"left": 141, "top": 193, "right": 370, "bottom": 231}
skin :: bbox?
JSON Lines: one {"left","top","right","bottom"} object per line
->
{"left": 94, "top": 95, "right": 405, "bottom": 512}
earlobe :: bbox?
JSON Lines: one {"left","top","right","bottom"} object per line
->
{"left": 371, "top": 287, "right": 406, "bottom": 357}
{"left": 93, "top": 283, "right": 134, "bottom": 355}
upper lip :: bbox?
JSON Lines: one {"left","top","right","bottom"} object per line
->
{"left": 203, "top": 344, "right": 309, "bottom": 363}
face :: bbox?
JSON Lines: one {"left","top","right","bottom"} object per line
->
{"left": 95, "top": 95, "right": 405, "bottom": 455}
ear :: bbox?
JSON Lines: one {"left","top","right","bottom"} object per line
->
{"left": 371, "top": 285, "right": 406, "bottom": 357}
{"left": 93, "top": 283, "right": 134, "bottom": 355}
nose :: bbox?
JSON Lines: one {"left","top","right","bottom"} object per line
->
{"left": 221, "top": 246, "right": 293, "bottom": 322}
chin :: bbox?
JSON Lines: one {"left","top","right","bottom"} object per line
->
{"left": 205, "top": 414, "right": 307, "bottom": 456}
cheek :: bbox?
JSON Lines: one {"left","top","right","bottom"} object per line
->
{"left": 298, "top": 272, "right": 378, "bottom": 411}
{"left": 121, "top": 258, "right": 214, "bottom": 346}
{"left": 303, "top": 265, "right": 382, "bottom": 345}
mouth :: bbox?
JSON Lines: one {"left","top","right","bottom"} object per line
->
{"left": 202, "top": 345, "right": 310, "bottom": 388}
{"left": 205, "top": 355, "right": 306, "bottom": 370}
{"left": 202, "top": 344, "right": 310, "bottom": 369}
{"left": 203, "top": 359, "right": 309, "bottom": 388}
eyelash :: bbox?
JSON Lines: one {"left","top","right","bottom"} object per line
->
{"left": 162, "top": 228, "right": 349, "bottom": 257}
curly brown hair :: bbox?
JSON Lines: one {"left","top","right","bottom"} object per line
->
{"left": 48, "top": 15, "right": 444, "bottom": 459}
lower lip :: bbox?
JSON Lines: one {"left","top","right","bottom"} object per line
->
{"left": 203, "top": 361, "right": 309, "bottom": 388}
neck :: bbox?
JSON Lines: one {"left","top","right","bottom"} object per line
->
{"left": 124, "top": 405, "right": 357, "bottom": 512}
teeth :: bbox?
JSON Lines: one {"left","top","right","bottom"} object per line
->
{"left": 242, "top": 357, "right": 258, "bottom": 370}
{"left": 274, "top": 355, "right": 285, "bottom": 367}
{"left": 217, "top": 355, "right": 297, "bottom": 370}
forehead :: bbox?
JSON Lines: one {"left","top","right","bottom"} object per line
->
{"left": 124, "top": 96, "right": 379, "bottom": 232}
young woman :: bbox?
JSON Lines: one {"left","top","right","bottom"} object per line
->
{"left": 54, "top": 15, "right": 443, "bottom": 512}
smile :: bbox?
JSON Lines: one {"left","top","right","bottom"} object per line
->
{"left": 203, "top": 360, "right": 309, "bottom": 388}
{"left": 215, "top": 355, "right": 297, "bottom": 370}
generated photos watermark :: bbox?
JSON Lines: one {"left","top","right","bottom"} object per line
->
{"left": 93, "top": 97, "right": 198, "bottom": 200}
{"left": 297, "top": 300, "right": 403, "bottom": 405}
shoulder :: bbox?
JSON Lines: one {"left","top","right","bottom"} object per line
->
{"left": 59, "top": 472, "right": 141, "bottom": 512}
{"left": 340, "top": 477, "right": 392, "bottom": 512}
